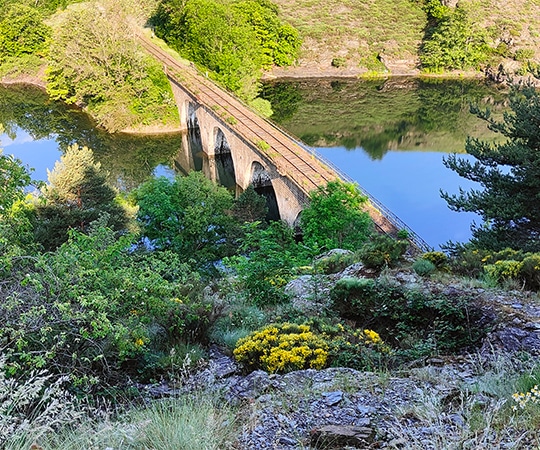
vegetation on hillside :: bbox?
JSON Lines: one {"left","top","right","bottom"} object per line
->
{"left": 151, "top": 0, "right": 301, "bottom": 101}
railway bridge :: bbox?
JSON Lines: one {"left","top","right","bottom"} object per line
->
{"left": 138, "top": 35, "right": 431, "bottom": 251}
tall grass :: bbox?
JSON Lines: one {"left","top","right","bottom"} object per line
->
{"left": 7, "top": 395, "right": 238, "bottom": 450}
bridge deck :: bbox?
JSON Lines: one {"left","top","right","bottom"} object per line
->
{"left": 137, "top": 34, "right": 431, "bottom": 251}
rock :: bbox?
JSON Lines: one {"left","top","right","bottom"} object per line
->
{"left": 323, "top": 391, "right": 344, "bottom": 406}
{"left": 336, "top": 262, "right": 378, "bottom": 279}
{"left": 284, "top": 275, "right": 332, "bottom": 315}
{"left": 483, "top": 327, "right": 540, "bottom": 354}
{"left": 356, "top": 405, "right": 377, "bottom": 415}
{"left": 278, "top": 436, "right": 298, "bottom": 446}
{"left": 310, "top": 425, "right": 375, "bottom": 449}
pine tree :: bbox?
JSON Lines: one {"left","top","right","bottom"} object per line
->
{"left": 34, "top": 144, "right": 129, "bottom": 250}
{"left": 441, "top": 84, "right": 540, "bottom": 251}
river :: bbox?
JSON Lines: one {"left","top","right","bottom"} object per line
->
{"left": 0, "top": 79, "right": 508, "bottom": 249}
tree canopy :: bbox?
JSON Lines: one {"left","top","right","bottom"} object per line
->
{"left": 301, "top": 180, "right": 372, "bottom": 251}
{"left": 151, "top": 0, "right": 301, "bottom": 99}
{"left": 34, "top": 144, "right": 130, "bottom": 250}
{"left": 133, "top": 171, "right": 237, "bottom": 262}
{"left": 442, "top": 84, "right": 540, "bottom": 251}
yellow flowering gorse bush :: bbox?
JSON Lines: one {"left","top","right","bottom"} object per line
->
{"left": 233, "top": 323, "right": 329, "bottom": 374}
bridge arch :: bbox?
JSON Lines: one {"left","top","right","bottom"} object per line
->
{"left": 250, "top": 161, "right": 280, "bottom": 221}
{"left": 213, "top": 127, "right": 236, "bottom": 190}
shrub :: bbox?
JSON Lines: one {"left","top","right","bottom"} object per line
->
{"left": 519, "top": 254, "right": 540, "bottom": 290}
{"left": 330, "top": 277, "right": 384, "bottom": 320}
{"left": 313, "top": 251, "right": 357, "bottom": 274}
{"left": 301, "top": 180, "right": 372, "bottom": 252}
{"left": 233, "top": 323, "right": 328, "bottom": 373}
{"left": 330, "top": 278, "right": 490, "bottom": 354}
{"left": 0, "top": 226, "right": 213, "bottom": 388}
{"left": 0, "top": 5, "right": 51, "bottom": 61}
{"left": 484, "top": 260, "right": 523, "bottom": 285}
{"left": 358, "top": 235, "right": 408, "bottom": 270}
{"left": 327, "top": 328, "right": 391, "bottom": 371}
{"left": 331, "top": 57, "right": 346, "bottom": 68}
{"left": 514, "top": 48, "right": 535, "bottom": 62}
{"left": 225, "top": 221, "right": 310, "bottom": 306}
{"left": 413, "top": 258, "right": 436, "bottom": 277}
{"left": 422, "top": 251, "right": 448, "bottom": 268}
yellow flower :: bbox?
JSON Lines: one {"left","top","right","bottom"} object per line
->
{"left": 134, "top": 338, "right": 144, "bottom": 347}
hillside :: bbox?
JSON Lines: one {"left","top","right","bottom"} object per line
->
{"left": 268, "top": 0, "right": 540, "bottom": 77}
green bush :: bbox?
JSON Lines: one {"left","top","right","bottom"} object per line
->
{"left": 358, "top": 234, "right": 408, "bottom": 270}
{"left": 420, "top": 4, "right": 489, "bottom": 72}
{"left": 301, "top": 180, "right": 372, "bottom": 252}
{"left": 225, "top": 221, "right": 310, "bottom": 306}
{"left": 413, "top": 258, "right": 436, "bottom": 277}
{"left": 514, "top": 48, "right": 535, "bottom": 62}
{"left": 151, "top": 0, "right": 300, "bottom": 99}
{"left": 0, "top": 5, "right": 51, "bottom": 61}
{"left": 233, "top": 323, "right": 328, "bottom": 373}
{"left": 331, "top": 57, "right": 346, "bottom": 68}
{"left": 313, "top": 251, "right": 357, "bottom": 274}
{"left": 422, "top": 251, "right": 448, "bottom": 268}
{"left": 307, "top": 319, "right": 392, "bottom": 371}
{"left": 330, "top": 278, "right": 489, "bottom": 354}
{"left": 484, "top": 260, "right": 522, "bottom": 285}
{"left": 519, "top": 254, "right": 540, "bottom": 290}
{"left": 0, "top": 226, "right": 213, "bottom": 388}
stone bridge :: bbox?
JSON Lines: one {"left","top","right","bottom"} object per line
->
{"left": 138, "top": 35, "right": 432, "bottom": 251}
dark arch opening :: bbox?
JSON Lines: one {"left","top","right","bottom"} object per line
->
{"left": 251, "top": 162, "right": 280, "bottom": 221}
{"left": 214, "top": 128, "right": 236, "bottom": 190}
{"left": 187, "top": 102, "right": 203, "bottom": 172}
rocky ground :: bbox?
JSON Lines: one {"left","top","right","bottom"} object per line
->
{"left": 140, "top": 263, "right": 540, "bottom": 449}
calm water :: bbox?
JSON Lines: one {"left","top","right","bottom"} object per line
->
{"left": 0, "top": 84, "right": 181, "bottom": 191}
{"left": 262, "top": 77, "right": 508, "bottom": 249}
{"left": 1, "top": 79, "right": 508, "bottom": 249}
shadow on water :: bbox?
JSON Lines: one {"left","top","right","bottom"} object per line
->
{"left": 214, "top": 128, "right": 236, "bottom": 190}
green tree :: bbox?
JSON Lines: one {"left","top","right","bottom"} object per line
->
{"left": 301, "top": 180, "right": 373, "bottom": 251}
{"left": 133, "top": 171, "right": 236, "bottom": 262}
{"left": 232, "top": 0, "right": 301, "bottom": 67}
{"left": 151, "top": 0, "right": 300, "bottom": 99}
{"left": 225, "top": 220, "right": 309, "bottom": 305}
{"left": 34, "top": 144, "right": 130, "bottom": 250}
{"left": 0, "top": 148, "right": 36, "bottom": 255}
{"left": 441, "top": 85, "right": 540, "bottom": 251}
{"left": 46, "top": 2, "right": 177, "bottom": 131}
{"left": 420, "top": 3, "right": 489, "bottom": 72}
{"left": 0, "top": 4, "right": 51, "bottom": 61}
{"left": 0, "top": 149, "right": 32, "bottom": 215}
{"left": 231, "top": 185, "right": 268, "bottom": 223}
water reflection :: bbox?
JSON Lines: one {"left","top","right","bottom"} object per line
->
{"left": 0, "top": 84, "right": 182, "bottom": 190}
{"left": 262, "top": 77, "right": 507, "bottom": 158}
{"left": 262, "top": 77, "right": 508, "bottom": 248}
